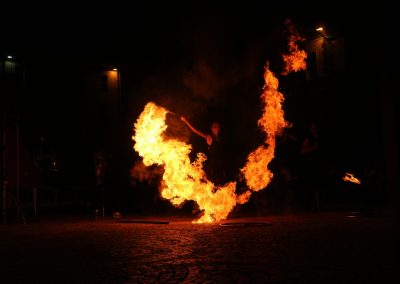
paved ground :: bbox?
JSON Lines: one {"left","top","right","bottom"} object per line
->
{"left": 0, "top": 211, "right": 398, "bottom": 283}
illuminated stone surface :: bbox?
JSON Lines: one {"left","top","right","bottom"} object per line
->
{"left": 0, "top": 212, "right": 396, "bottom": 283}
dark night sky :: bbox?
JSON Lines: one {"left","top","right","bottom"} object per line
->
{"left": 4, "top": 3, "right": 386, "bottom": 64}
{"left": 2, "top": 2, "right": 397, "bottom": 196}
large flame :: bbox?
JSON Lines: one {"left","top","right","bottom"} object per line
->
{"left": 240, "top": 21, "right": 307, "bottom": 195}
{"left": 240, "top": 64, "right": 288, "bottom": 192}
{"left": 132, "top": 22, "right": 307, "bottom": 222}
{"left": 133, "top": 102, "right": 237, "bottom": 223}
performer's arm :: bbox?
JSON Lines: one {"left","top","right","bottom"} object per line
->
{"left": 181, "top": 116, "right": 212, "bottom": 145}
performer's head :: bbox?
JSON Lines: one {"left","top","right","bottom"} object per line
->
{"left": 210, "top": 122, "right": 221, "bottom": 137}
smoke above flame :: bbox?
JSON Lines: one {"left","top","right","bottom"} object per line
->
{"left": 132, "top": 21, "right": 307, "bottom": 222}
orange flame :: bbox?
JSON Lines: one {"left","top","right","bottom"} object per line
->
{"left": 342, "top": 172, "right": 361, "bottom": 184}
{"left": 240, "top": 21, "right": 307, "bottom": 196}
{"left": 133, "top": 102, "right": 237, "bottom": 223}
{"left": 281, "top": 19, "right": 307, "bottom": 75}
{"left": 132, "top": 21, "right": 307, "bottom": 223}
{"left": 240, "top": 63, "right": 288, "bottom": 191}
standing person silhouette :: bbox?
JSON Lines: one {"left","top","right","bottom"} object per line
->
{"left": 180, "top": 116, "right": 226, "bottom": 186}
{"left": 299, "top": 122, "right": 321, "bottom": 211}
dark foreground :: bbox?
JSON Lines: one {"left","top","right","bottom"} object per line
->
{"left": 1, "top": 211, "right": 398, "bottom": 283}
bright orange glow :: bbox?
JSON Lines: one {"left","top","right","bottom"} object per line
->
{"left": 132, "top": 21, "right": 307, "bottom": 223}
{"left": 240, "top": 64, "right": 288, "bottom": 191}
{"left": 133, "top": 102, "right": 237, "bottom": 223}
{"left": 316, "top": 27, "right": 324, "bottom": 31}
{"left": 241, "top": 21, "right": 307, "bottom": 192}
{"left": 281, "top": 20, "right": 307, "bottom": 75}
{"left": 342, "top": 172, "right": 361, "bottom": 184}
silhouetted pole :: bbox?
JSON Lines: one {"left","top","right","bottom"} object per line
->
{"left": 16, "top": 116, "right": 20, "bottom": 220}
{"left": 1, "top": 114, "right": 6, "bottom": 224}
{"left": 2, "top": 185, "right": 5, "bottom": 224}
{"left": 33, "top": 187, "right": 37, "bottom": 217}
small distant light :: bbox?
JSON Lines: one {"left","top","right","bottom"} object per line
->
{"left": 316, "top": 27, "right": 324, "bottom": 32}
{"left": 113, "top": 68, "right": 118, "bottom": 71}
{"left": 7, "top": 55, "right": 13, "bottom": 59}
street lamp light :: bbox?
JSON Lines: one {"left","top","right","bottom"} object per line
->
{"left": 111, "top": 68, "right": 121, "bottom": 103}
{"left": 114, "top": 68, "right": 122, "bottom": 104}
{"left": 315, "top": 26, "right": 335, "bottom": 47}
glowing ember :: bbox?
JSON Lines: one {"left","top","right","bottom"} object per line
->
{"left": 342, "top": 172, "right": 361, "bottom": 184}
{"left": 133, "top": 102, "right": 237, "bottom": 223}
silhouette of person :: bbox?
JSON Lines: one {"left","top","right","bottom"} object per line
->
{"left": 180, "top": 116, "right": 226, "bottom": 185}
{"left": 271, "top": 127, "right": 301, "bottom": 213}
{"left": 300, "top": 122, "right": 319, "bottom": 157}
{"left": 299, "top": 122, "right": 321, "bottom": 210}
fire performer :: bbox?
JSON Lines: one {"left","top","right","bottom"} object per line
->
{"left": 180, "top": 116, "right": 226, "bottom": 185}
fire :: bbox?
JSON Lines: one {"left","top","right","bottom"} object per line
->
{"left": 342, "top": 172, "right": 361, "bottom": 184}
{"left": 133, "top": 102, "right": 237, "bottom": 223}
{"left": 281, "top": 19, "right": 307, "bottom": 75}
{"left": 240, "top": 63, "right": 289, "bottom": 192}
{"left": 240, "top": 21, "right": 307, "bottom": 193}
{"left": 132, "top": 21, "right": 307, "bottom": 223}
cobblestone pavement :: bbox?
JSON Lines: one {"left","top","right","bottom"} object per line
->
{"left": 0, "top": 211, "right": 397, "bottom": 283}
